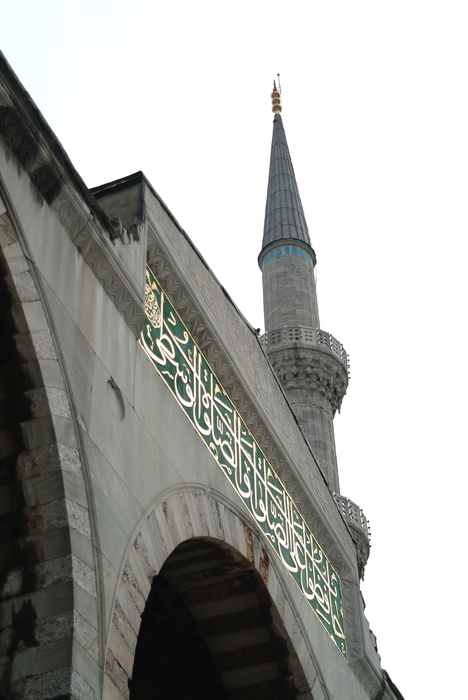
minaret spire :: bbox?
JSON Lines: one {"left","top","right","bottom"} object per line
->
{"left": 261, "top": 84, "right": 315, "bottom": 255}
{"left": 260, "top": 84, "right": 348, "bottom": 495}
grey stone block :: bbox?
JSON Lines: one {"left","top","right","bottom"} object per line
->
{"left": 12, "top": 665, "right": 71, "bottom": 699}
{"left": 69, "top": 528, "right": 95, "bottom": 570}
{"left": 73, "top": 582, "right": 99, "bottom": 631}
{"left": 0, "top": 581, "right": 74, "bottom": 630}
{"left": 11, "top": 300, "right": 48, "bottom": 333}
{"left": 52, "top": 416, "right": 77, "bottom": 449}
{"left": 72, "top": 642, "right": 101, "bottom": 696}
{"left": 17, "top": 443, "right": 62, "bottom": 480}
{"left": 66, "top": 500, "right": 91, "bottom": 539}
{"left": 20, "top": 415, "right": 56, "bottom": 451}
{"left": 62, "top": 472, "right": 88, "bottom": 510}
{"left": 0, "top": 527, "right": 71, "bottom": 574}
{"left": 11, "top": 636, "right": 72, "bottom": 680}
{"left": 22, "top": 470, "right": 65, "bottom": 508}
{"left": 72, "top": 556, "right": 97, "bottom": 599}
{"left": 38, "top": 359, "right": 66, "bottom": 390}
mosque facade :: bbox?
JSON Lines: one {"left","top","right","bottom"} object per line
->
{"left": 0, "top": 55, "right": 403, "bottom": 700}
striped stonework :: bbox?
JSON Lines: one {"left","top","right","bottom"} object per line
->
{"left": 104, "top": 488, "right": 326, "bottom": 700}
{"left": 0, "top": 203, "right": 100, "bottom": 700}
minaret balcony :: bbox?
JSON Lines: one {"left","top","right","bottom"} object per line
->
{"left": 334, "top": 495, "right": 370, "bottom": 578}
{"left": 261, "top": 326, "right": 350, "bottom": 375}
{"left": 334, "top": 495, "right": 369, "bottom": 538}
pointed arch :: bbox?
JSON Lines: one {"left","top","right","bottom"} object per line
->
{"left": 105, "top": 489, "right": 325, "bottom": 700}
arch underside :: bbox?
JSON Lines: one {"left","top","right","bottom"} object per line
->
{"left": 130, "top": 539, "right": 309, "bottom": 700}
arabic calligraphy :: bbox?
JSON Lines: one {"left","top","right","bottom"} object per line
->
{"left": 141, "top": 266, "right": 347, "bottom": 659}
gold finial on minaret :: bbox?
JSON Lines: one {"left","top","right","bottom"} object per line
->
{"left": 271, "top": 79, "right": 282, "bottom": 114}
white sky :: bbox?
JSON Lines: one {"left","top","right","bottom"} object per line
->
{"left": 2, "top": 2, "right": 467, "bottom": 697}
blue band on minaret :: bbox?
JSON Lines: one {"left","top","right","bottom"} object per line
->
{"left": 260, "top": 244, "right": 314, "bottom": 269}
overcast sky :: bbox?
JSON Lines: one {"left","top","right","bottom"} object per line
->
{"left": 2, "top": 2, "right": 467, "bottom": 697}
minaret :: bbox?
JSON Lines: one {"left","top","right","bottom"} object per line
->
{"left": 259, "top": 83, "right": 349, "bottom": 495}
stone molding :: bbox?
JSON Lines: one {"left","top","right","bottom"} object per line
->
{"left": 48, "top": 186, "right": 145, "bottom": 337}
{"left": 267, "top": 344, "right": 349, "bottom": 416}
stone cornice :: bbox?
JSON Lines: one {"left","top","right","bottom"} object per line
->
{"left": 48, "top": 184, "right": 145, "bottom": 335}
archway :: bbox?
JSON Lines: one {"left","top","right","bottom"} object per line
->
{"left": 129, "top": 538, "right": 304, "bottom": 700}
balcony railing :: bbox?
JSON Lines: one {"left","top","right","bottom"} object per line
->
{"left": 334, "top": 495, "right": 370, "bottom": 540}
{"left": 260, "top": 326, "right": 349, "bottom": 372}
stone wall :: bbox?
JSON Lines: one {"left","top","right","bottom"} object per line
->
{"left": 0, "top": 54, "right": 399, "bottom": 700}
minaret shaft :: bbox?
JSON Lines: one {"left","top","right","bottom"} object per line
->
{"left": 261, "top": 243, "right": 320, "bottom": 332}
{"left": 260, "top": 91, "right": 347, "bottom": 494}
{"left": 267, "top": 342, "right": 345, "bottom": 494}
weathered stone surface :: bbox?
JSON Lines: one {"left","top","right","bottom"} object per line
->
{"left": 0, "top": 212, "right": 17, "bottom": 247}
{"left": 34, "top": 610, "right": 73, "bottom": 648}
{"left": 23, "top": 386, "right": 70, "bottom": 420}
{"left": 72, "top": 556, "right": 97, "bottom": 599}
{"left": 16, "top": 444, "right": 61, "bottom": 480}
{"left": 0, "top": 568, "right": 22, "bottom": 600}
{"left": 161, "top": 499, "right": 181, "bottom": 547}
{"left": 12, "top": 271, "right": 39, "bottom": 304}
{"left": 74, "top": 610, "right": 98, "bottom": 661}
{"left": 66, "top": 499, "right": 91, "bottom": 539}
{"left": 26, "top": 498, "right": 68, "bottom": 536}
{"left": 122, "top": 563, "right": 145, "bottom": 615}
{"left": 47, "top": 388, "right": 72, "bottom": 419}
{"left": 22, "top": 471, "right": 65, "bottom": 508}
{"left": 58, "top": 443, "right": 83, "bottom": 476}
{"left": 14, "top": 330, "right": 58, "bottom": 362}
{"left": 133, "top": 534, "right": 155, "bottom": 582}
{"left": 12, "top": 666, "right": 71, "bottom": 700}
{"left": 112, "top": 601, "right": 137, "bottom": 655}
{"left": 106, "top": 648, "right": 130, "bottom": 699}
{"left": 147, "top": 510, "right": 168, "bottom": 557}
{"left": 71, "top": 668, "right": 100, "bottom": 700}
{"left": 35, "top": 554, "right": 73, "bottom": 590}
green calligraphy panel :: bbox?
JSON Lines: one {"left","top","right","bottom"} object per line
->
{"left": 141, "top": 266, "right": 347, "bottom": 659}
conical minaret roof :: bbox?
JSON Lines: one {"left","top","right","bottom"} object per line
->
{"left": 261, "top": 94, "right": 315, "bottom": 256}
